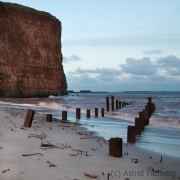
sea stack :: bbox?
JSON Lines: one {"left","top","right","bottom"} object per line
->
{"left": 0, "top": 2, "right": 67, "bottom": 97}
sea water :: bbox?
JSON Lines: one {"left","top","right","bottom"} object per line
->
{"left": 0, "top": 91, "right": 180, "bottom": 158}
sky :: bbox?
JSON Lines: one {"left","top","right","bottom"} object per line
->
{"left": 1, "top": 0, "right": 180, "bottom": 91}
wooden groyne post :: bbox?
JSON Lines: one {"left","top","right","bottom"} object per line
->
{"left": 95, "top": 108, "right": 98, "bottom": 117}
{"left": 62, "top": 111, "right": 67, "bottom": 120}
{"left": 109, "top": 137, "right": 123, "bottom": 157}
{"left": 135, "top": 118, "right": 141, "bottom": 135}
{"left": 116, "top": 100, "right": 119, "bottom": 110}
{"left": 101, "top": 108, "right": 104, "bottom": 117}
{"left": 127, "top": 126, "right": 136, "bottom": 143}
{"left": 76, "top": 108, "right": 81, "bottom": 119}
{"left": 106, "top": 97, "right": 109, "bottom": 112}
{"left": 46, "top": 114, "right": 52, "bottom": 122}
{"left": 87, "top": 109, "right": 90, "bottom": 118}
{"left": 111, "top": 96, "right": 114, "bottom": 111}
{"left": 139, "top": 111, "right": 145, "bottom": 130}
{"left": 119, "top": 101, "right": 121, "bottom": 109}
{"left": 23, "top": 109, "right": 35, "bottom": 127}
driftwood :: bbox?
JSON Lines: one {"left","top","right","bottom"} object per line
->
{"left": 47, "top": 161, "right": 57, "bottom": 167}
{"left": 40, "top": 142, "right": 64, "bottom": 149}
{"left": 71, "top": 149, "right": 89, "bottom": 157}
{"left": 22, "top": 153, "right": 43, "bottom": 156}
{"left": 2, "top": 169, "right": 10, "bottom": 173}
{"left": 61, "top": 143, "right": 71, "bottom": 148}
{"left": 131, "top": 158, "right": 138, "bottom": 163}
{"left": 84, "top": 173, "right": 97, "bottom": 178}
{"left": 107, "top": 172, "right": 111, "bottom": 180}
{"left": 28, "top": 133, "right": 47, "bottom": 140}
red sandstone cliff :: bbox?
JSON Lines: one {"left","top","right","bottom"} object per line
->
{"left": 0, "top": 2, "right": 67, "bottom": 97}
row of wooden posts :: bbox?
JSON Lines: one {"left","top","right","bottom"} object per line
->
{"left": 23, "top": 96, "right": 129, "bottom": 127}
{"left": 22, "top": 96, "right": 155, "bottom": 159}
{"left": 109, "top": 97, "right": 156, "bottom": 157}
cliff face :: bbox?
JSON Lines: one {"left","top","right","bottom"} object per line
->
{"left": 0, "top": 2, "right": 67, "bottom": 97}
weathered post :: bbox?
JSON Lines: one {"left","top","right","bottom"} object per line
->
{"left": 116, "top": 100, "right": 119, "bottom": 110}
{"left": 23, "top": 109, "right": 35, "bottom": 127}
{"left": 122, "top": 101, "right": 125, "bottom": 107}
{"left": 101, "top": 108, "right": 104, "bottom": 117}
{"left": 145, "top": 105, "right": 149, "bottom": 124}
{"left": 111, "top": 96, "right": 114, "bottom": 111}
{"left": 62, "top": 111, "right": 67, "bottom": 120}
{"left": 76, "top": 108, "right": 81, "bottom": 119}
{"left": 127, "top": 126, "right": 136, "bottom": 143}
{"left": 119, "top": 101, "right": 121, "bottom": 109}
{"left": 143, "top": 109, "right": 148, "bottom": 126}
{"left": 148, "top": 97, "right": 152, "bottom": 104}
{"left": 87, "top": 109, "right": 90, "bottom": 118}
{"left": 109, "top": 137, "right": 123, "bottom": 157}
{"left": 139, "top": 111, "right": 145, "bottom": 130}
{"left": 46, "top": 114, "right": 52, "bottom": 122}
{"left": 135, "top": 118, "right": 141, "bottom": 135}
{"left": 95, "top": 108, "right": 98, "bottom": 117}
{"left": 106, "top": 97, "right": 109, "bottom": 112}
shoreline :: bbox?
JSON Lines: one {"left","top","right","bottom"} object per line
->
{"left": 0, "top": 106, "right": 180, "bottom": 180}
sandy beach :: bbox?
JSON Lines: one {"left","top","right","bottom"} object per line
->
{"left": 0, "top": 107, "right": 180, "bottom": 180}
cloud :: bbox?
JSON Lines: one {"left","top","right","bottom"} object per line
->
{"left": 157, "top": 55, "right": 180, "bottom": 68}
{"left": 157, "top": 55, "right": 180, "bottom": 76}
{"left": 63, "top": 54, "right": 82, "bottom": 63}
{"left": 142, "top": 49, "right": 163, "bottom": 55}
{"left": 66, "top": 73, "right": 180, "bottom": 91}
{"left": 119, "top": 57, "right": 157, "bottom": 76}
{"left": 66, "top": 55, "right": 180, "bottom": 91}
{"left": 69, "top": 67, "right": 122, "bottom": 76}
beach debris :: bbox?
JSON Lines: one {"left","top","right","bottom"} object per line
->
{"left": 10, "top": 128, "right": 15, "bottom": 132}
{"left": 71, "top": 149, "right": 89, "bottom": 157}
{"left": 61, "top": 143, "right": 71, "bottom": 148}
{"left": 47, "top": 161, "right": 57, "bottom": 167}
{"left": 28, "top": 133, "right": 47, "bottom": 140}
{"left": 21, "top": 126, "right": 28, "bottom": 130}
{"left": 148, "top": 166, "right": 160, "bottom": 173}
{"left": 84, "top": 173, "right": 97, "bottom": 178}
{"left": 160, "top": 156, "right": 162, "bottom": 163}
{"left": 2, "top": 169, "right": 10, "bottom": 173}
{"left": 22, "top": 153, "right": 43, "bottom": 156}
{"left": 40, "top": 142, "right": 64, "bottom": 149}
{"left": 107, "top": 172, "right": 111, "bottom": 180}
{"left": 101, "top": 172, "right": 104, "bottom": 175}
{"left": 131, "top": 158, "right": 138, "bottom": 163}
